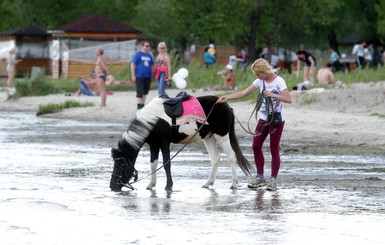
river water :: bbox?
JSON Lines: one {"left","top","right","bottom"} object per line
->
{"left": 1, "top": 111, "right": 385, "bottom": 244}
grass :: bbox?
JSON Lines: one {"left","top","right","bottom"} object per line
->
{"left": 370, "top": 112, "right": 385, "bottom": 118}
{"left": 37, "top": 100, "right": 94, "bottom": 116}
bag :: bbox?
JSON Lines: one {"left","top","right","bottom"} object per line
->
{"left": 262, "top": 80, "right": 283, "bottom": 126}
{"left": 267, "top": 111, "right": 282, "bottom": 126}
{"left": 165, "top": 79, "right": 172, "bottom": 88}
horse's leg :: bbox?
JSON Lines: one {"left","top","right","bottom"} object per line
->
{"left": 161, "top": 144, "right": 173, "bottom": 191}
{"left": 202, "top": 136, "right": 220, "bottom": 188}
{"left": 216, "top": 135, "right": 239, "bottom": 189}
{"left": 147, "top": 145, "right": 159, "bottom": 190}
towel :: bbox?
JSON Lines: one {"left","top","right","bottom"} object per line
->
{"left": 176, "top": 96, "right": 208, "bottom": 125}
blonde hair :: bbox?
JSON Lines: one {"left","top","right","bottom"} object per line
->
{"left": 250, "top": 58, "right": 275, "bottom": 75}
{"left": 157, "top": 42, "right": 167, "bottom": 50}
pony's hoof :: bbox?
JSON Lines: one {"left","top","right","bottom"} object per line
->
{"left": 165, "top": 186, "right": 172, "bottom": 192}
{"left": 146, "top": 184, "right": 155, "bottom": 190}
{"left": 230, "top": 185, "right": 238, "bottom": 190}
{"left": 201, "top": 184, "right": 209, "bottom": 189}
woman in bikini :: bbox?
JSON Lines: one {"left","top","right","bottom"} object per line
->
{"left": 6, "top": 48, "right": 21, "bottom": 95}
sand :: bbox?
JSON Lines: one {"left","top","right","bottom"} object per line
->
{"left": 1, "top": 81, "right": 385, "bottom": 155}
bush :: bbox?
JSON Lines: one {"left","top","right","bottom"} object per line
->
{"left": 37, "top": 100, "right": 94, "bottom": 116}
{"left": 15, "top": 69, "right": 59, "bottom": 97}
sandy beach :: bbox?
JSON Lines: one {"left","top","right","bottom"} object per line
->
{"left": 1, "top": 81, "right": 385, "bottom": 155}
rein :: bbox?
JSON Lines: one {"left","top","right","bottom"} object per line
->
{"left": 113, "top": 101, "right": 218, "bottom": 189}
{"left": 232, "top": 90, "right": 274, "bottom": 136}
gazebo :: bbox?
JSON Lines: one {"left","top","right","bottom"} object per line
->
{"left": 49, "top": 14, "right": 150, "bottom": 78}
{"left": 0, "top": 25, "right": 51, "bottom": 77}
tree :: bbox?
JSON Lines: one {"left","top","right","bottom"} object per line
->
{"left": 375, "top": 0, "right": 385, "bottom": 43}
{"left": 0, "top": 0, "right": 138, "bottom": 30}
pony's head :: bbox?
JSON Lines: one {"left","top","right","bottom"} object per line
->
{"left": 109, "top": 99, "right": 164, "bottom": 191}
{"left": 109, "top": 140, "right": 138, "bottom": 191}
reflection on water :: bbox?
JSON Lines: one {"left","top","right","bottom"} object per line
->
{"left": 1, "top": 111, "right": 385, "bottom": 244}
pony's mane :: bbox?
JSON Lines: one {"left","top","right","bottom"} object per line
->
{"left": 122, "top": 96, "right": 167, "bottom": 150}
{"left": 137, "top": 96, "right": 167, "bottom": 120}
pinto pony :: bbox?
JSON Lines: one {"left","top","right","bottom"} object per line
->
{"left": 110, "top": 95, "right": 253, "bottom": 191}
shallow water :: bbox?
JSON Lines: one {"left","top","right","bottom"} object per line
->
{"left": 1, "top": 111, "right": 385, "bottom": 244}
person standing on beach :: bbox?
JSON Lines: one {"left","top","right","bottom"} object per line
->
{"left": 153, "top": 42, "right": 171, "bottom": 98}
{"left": 6, "top": 48, "right": 21, "bottom": 96}
{"left": 330, "top": 48, "right": 341, "bottom": 72}
{"left": 95, "top": 48, "right": 108, "bottom": 107}
{"left": 216, "top": 58, "right": 292, "bottom": 191}
{"left": 296, "top": 50, "right": 317, "bottom": 84}
{"left": 204, "top": 47, "right": 215, "bottom": 68}
{"left": 131, "top": 41, "right": 154, "bottom": 110}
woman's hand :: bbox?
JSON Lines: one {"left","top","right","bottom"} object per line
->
{"left": 263, "top": 90, "right": 275, "bottom": 98}
{"left": 216, "top": 96, "right": 227, "bottom": 104}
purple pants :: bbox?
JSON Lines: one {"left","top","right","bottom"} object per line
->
{"left": 252, "top": 119, "right": 285, "bottom": 178}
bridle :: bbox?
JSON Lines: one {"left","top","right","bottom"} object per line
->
{"left": 232, "top": 91, "right": 275, "bottom": 136}
{"left": 111, "top": 157, "right": 138, "bottom": 190}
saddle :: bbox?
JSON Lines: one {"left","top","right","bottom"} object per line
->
{"left": 164, "top": 91, "right": 191, "bottom": 125}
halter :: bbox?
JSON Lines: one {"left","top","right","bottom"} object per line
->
{"left": 111, "top": 157, "right": 138, "bottom": 190}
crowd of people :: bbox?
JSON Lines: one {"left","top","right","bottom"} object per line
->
{"left": 7, "top": 40, "right": 384, "bottom": 104}
{"left": 68, "top": 40, "right": 171, "bottom": 109}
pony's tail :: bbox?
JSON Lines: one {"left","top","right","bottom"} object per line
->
{"left": 229, "top": 109, "right": 254, "bottom": 176}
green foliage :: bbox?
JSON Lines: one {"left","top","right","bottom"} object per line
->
{"left": 1, "top": 0, "right": 384, "bottom": 58}
{"left": 375, "top": 0, "right": 385, "bottom": 43}
{"left": 37, "top": 100, "right": 94, "bottom": 116}
{"left": 0, "top": 0, "right": 138, "bottom": 29}
{"left": 370, "top": 112, "right": 385, "bottom": 118}
{"left": 334, "top": 67, "right": 385, "bottom": 84}
{"left": 14, "top": 69, "right": 59, "bottom": 97}
{"left": 184, "top": 61, "right": 254, "bottom": 91}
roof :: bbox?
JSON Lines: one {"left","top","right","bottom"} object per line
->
{"left": 0, "top": 25, "right": 49, "bottom": 36}
{"left": 53, "top": 14, "right": 142, "bottom": 34}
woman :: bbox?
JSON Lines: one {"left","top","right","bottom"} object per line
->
{"left": 217, "top": 64, "right": 235, "bottom": 90}
{"left": 153, "top": 42, "right": 171, "bottom": 97}
{"left": 95, "top": 48, "right": 108, "bottom": 107}
{"left": 296, "top": 50, "right": 317, "bottom": 84}
{"left": 330, "top": 48, "right": 341, "bottom": 72}
{"left": 204, "top": 47, "right": 215, "bottom": 68}
{"left": 217, "top": 58, "right": 292, "bottom": 191}
{"left": 6, "top": 48, "right": 21, "bottom": 95}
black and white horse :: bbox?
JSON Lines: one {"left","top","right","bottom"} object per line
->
{"left": 109, "top": 95, "right": 253, "bottom": 191}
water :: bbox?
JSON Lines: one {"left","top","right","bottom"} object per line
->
{"left": 1, "top": 111, "right": 385, "bottom": 244}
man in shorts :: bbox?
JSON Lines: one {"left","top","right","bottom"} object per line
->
{"left": 95, "top": 48, "right": 108, "bottom": 107}
{"left": 131, "top": 41, "right": 154, "bottom": 110}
